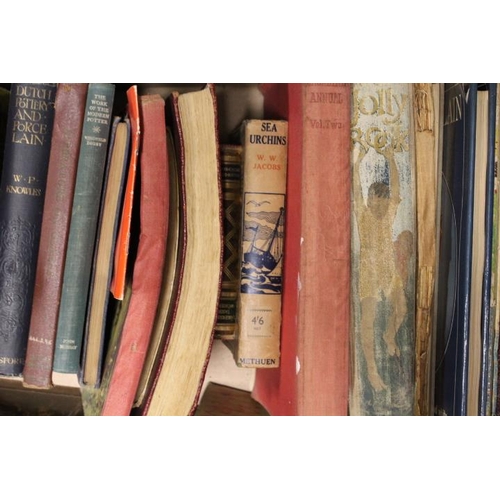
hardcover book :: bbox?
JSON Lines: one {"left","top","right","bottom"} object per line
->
{"left": 142, "top": 84, "right": 222, "bottom": 416}
{"left": 110, "top": 85, "right": 140, "bottom": 301}
{"left": 52, "top": 83, "right": 115, "bottom": 379}
{"left": 467, "top": 84, "right": 497, "bottom": 416}
{"left": 215, "top": 144, "right": 243, "bottom": 340}
{"left": 252, "top": 83, "right": 351, "bottom": 415}
{"left": 0, "top": 83, "right": 56, "bottom": 376}
{"left": 22, "top": 83, "right": 88, "bottom": 388}
{"left": 82, "top": 116, "right": 130, "bottom": 388}
{"left": 434, "top": 83, "right": 478, "bottom": 416}
{"left": 134, "top": 128, "right": 181, "bottom": 409}
{"left": 81, "top": 282, "right": 132, "bottom": 415}
{"left": 481, "top": 84, "right": 497, "bottom": 416}
{"left": 101, "top": 94, "right": 169, "bottom": 416}
{"left": 493, "top": 86, "right": 500, "bottom": 416}
{"left": 350, "top": 83, "right": 416, "bottom": 416}
{"left": 234, "top": 119, "right": 288, "bottom": 369}
{"left": 412, "top": 83, "right": 442, "bottom": 415}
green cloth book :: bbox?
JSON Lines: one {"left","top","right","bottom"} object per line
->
{"left": 52, "top": 83, "right": 115, "bottom": 376}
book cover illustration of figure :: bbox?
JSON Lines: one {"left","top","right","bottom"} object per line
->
{"left": 241, "top": 192, "right": 284, "bottom": 295}
{"left": 351, "top": 83, "right": 416, "bottom": 416}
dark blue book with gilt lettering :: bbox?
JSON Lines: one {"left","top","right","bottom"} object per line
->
{"left": 0, "top": 83, "right": 56, "bottom": 376}
{"left": 434, "top": 83, "right": 478, "bottom": 416}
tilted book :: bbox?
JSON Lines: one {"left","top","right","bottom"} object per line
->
{"left": 252, "top": 83, "right": 351, "bottom": 415}
{"left": 143, "top": 84, "right": 223, "bottom": 416}
{"left": 0, "top": 83, "right": 56, "bottom": 376}
{"left": 23, "top": 83, "right": 88, "bottom": 388}
{"left": 82, "top": 115, "right": 130, "bottom": 388}
{"left": 52, "top": 83, "right": 115, "bottom": 380}
{"left": 101, "top": 94, "right": 169, "bottom": 416}
{"left": 81, "top": 282, "right": 132, "bottom": 415}
{"left": 234, "top": 119, "right": 288, "bottom": 369}
{"left": 134, "top": 128, "right": 181, "bottom": 409}
{"left": 110, "top": 85, "right": 140, "bottom": 301}
{"left": 350, "top": 83, "right": 416, "bottom": 416}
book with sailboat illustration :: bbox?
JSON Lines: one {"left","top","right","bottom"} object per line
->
{"left": 234, "top": 119, "right": 288, "bottom": 368}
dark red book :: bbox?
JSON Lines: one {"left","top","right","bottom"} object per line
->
{"left": 21, "top": 84, "right": 88, "bottom": 387}
{"left": 101, "top": 94, "right": 169, "bottom": 416}
{"left": 142, "top": 84, "right": 222, "bottom": 416}
{"left": 251, "top": 83, "right": 351, "bottom": 415}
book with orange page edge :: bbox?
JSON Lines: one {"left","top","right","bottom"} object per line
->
{"left": 111, "top": 85, "right": 140, "bottom": 300}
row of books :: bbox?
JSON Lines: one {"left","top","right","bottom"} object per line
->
{"left": 1, "top": 83, "right": 498, "bottom": 416}
{"left": 252, "top": 83, "right": 500, "bottom": 416}
{"left": 0, "top": 83, "right": 289, "bottom": 416}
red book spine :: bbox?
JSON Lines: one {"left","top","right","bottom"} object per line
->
{"left": 252, "top": 83, "right": 351, "bottom": 415}
{"left": 23, "top": 83, "right": 88, "bottom": 389}
{"left": 101, "top": 94, "right": 169, "bottom": 416}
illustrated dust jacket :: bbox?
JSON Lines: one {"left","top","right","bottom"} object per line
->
{"left": 350, "top": 83, "right": 416, "bottom": 415}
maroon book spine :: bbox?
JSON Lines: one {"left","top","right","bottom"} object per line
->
{"left": 22, "top": 84, "right": 88, "bottom": 388}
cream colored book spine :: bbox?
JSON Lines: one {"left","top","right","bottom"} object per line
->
{"left": 236, "top": 119, "right": 288, "bottom": 368}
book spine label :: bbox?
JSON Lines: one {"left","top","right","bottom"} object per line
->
{"left": 215, "top": 144, "right": 243, "bottom": 340}
{"left": 0, "top": 83, "right": 56, "bottom": 376}
{"left": 22, "top": 83, "right": 88, "bottom": 388}
{"left": 236, "top": 119, "right": 288, "bottom": 368}
{"left": 52, "top": 83, "right": 115, "bottom": 375}
{"left": 350, "top": 83, "right": 416, "bottom": 415}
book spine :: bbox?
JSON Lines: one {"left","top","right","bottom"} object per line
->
{"left": 81, "top": 116, "right": 130, "bottom": 388}
{"left": 412, "top": 83, "right": 440, "bottom": 415}
{"left": 459, "top": 84, "right": 478, "bottom": 416}
{"left": 296, "top": 83, "right": 351, "bottom": 415}
{"left": 0, "top": 83, "right": 56, "bottom": 376}
{"left": 143, "top": 85, "right": 222, "bottom": 416}
{"left": 0, "top": 86, "right": 10, "bottom": 175}
{"left": 23, "top": 83, "right": 88, "bottom": 388}
{"left": 479, "top": 84, "right": 497, "bottom": 415}
{"left": 235, "top": 119, "right": 288, "bottom": 368}
{"left": 467, "top": 88, "right": 488, "bottom": 416}
{"left": 110, "top": 86, "right": 140, "bottom": 300}
{"left": 350, "top": 83, "right": 416, "bottom": 415}
{"left": 252, "top": 84, "right": 299, "bottom": 416}
{"left": 52, "top": 83, "right": 115, "bottom": 375}
{"left": 133, "top": 128, "right": 181, "bottom": 408}
{"left": 493, "top": 86, "right": 500, "bottom": 416}
{"left": 101, "top": 94, "right": 169, "bottom": 416}
{"left": 215, "top": 144, "right": 243, "bottom": 340}
{"left": 434, "top": 83, "right": 477, "bottom": 416}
